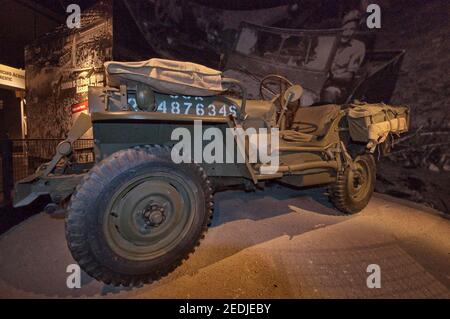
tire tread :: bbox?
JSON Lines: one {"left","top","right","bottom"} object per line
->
{"left": 65, "top": 145, "right": 213, "bottom": 287}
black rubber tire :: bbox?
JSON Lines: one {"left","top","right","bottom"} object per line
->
{"left": 329, "top": 154, "right": 376, "bottom": 214}
{"left": 65, "top": 145, "right": 213, "bottom": 286}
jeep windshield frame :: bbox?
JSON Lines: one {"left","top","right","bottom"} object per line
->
{"left": 234, "top": 22, "right": 341, "bottom": 72}
{"left": 225, "top": 22, "right": 342, "bottom": 94}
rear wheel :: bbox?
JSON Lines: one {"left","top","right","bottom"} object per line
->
{"left": 329, "top": 154, "right": 376, "bottom": 214}
{"left": 65, "top": 146, "right": 213, "bottom": 286}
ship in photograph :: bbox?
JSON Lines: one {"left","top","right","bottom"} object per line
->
{"left": 12, "top": 57, "right": 409, "bottom": 287}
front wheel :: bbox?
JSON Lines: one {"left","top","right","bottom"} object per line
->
{"left": 329, "top": 154, "right": 376, "bottom": 214}
{"left": 65, "top": 146, "right": 213, "bottom": 286}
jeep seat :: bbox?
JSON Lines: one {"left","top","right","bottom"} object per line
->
{"left": 243, "top": 99, "right": 278, "bottom": 129}
{"left": 228, "top": 98, "right": 277, "bottom": 129}
{"left": 291, "top": 104, "right": 340, "bottom": 137}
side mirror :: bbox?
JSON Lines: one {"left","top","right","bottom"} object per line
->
{"left": 284, "top": 84, "right": 303, "bottom": 103}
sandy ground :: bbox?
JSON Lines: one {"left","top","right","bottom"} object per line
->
{"left": 0, "top": 186, "right": 449, "bottom": 299}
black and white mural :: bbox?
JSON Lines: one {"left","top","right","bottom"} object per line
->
{"left": 25, "top": 1, "right": 113, "bottom": 140}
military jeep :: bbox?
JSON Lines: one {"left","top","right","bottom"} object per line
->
{"left": 13, "top": 58, "right": 409, "bottom": 286}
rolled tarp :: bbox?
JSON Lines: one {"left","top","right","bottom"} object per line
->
{"left": 105, "top": 58, "right": 225, "bottom": 97}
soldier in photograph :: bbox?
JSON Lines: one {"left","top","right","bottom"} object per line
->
{"left": 321, "top": 10, "right": 366, "bottom": 103}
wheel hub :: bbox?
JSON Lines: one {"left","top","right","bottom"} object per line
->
{"left": 347, "top": 160, "right": 370, "bottom": 201}
{"left": 142, "top": 203, "right": 166, "bottom": 227}
{"left": 352, "top": 170, "right": 365, "bottom": 189}
{"left": 104, "top": 174, "right": 196, "bottom": 260}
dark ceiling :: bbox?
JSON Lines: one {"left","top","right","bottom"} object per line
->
{"left": 14, "top": 0, "right": 97, "bottom": 21}
{"left": 0, "top": 0, "right": 297, "bottom": 68}
{"left": 11, "top": 0, "right": 295, "bottom": 21}
{"left": 190, "top": 0, "right": 292, "bottom": 10}
{"left": 21, "top": 0, "right": 294, "bottom": 15}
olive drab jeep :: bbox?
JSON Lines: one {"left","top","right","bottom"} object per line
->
{"left": 13, "top": 58, "right": 409, "bottom": 286}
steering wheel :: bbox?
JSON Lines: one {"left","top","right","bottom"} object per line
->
{"left": 259, "top": 74, "right": 293, "bottom": 102}
{"left": 259, "top": 74, "right": 302, "bottom": 130}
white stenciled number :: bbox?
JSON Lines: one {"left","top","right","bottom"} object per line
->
{"left": 219, "top": 105, "right": 227, "bottom": 116}
{"left": 157, "top": 100, "right": 167, "bottom": 113}
{"left": 229, "top": 105, "right": 237, "bottom": 117}
{"left": 208, "top": 104, "right": 216, "bottom": 116}
{"left": 184, "top": 102, "right": 192, "bottom": 114}
{"left": 196, "top": 103, "right": 205, "bottom": 116}
{"left": 171, "top": 101, "right": 181, "bottom": 114}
